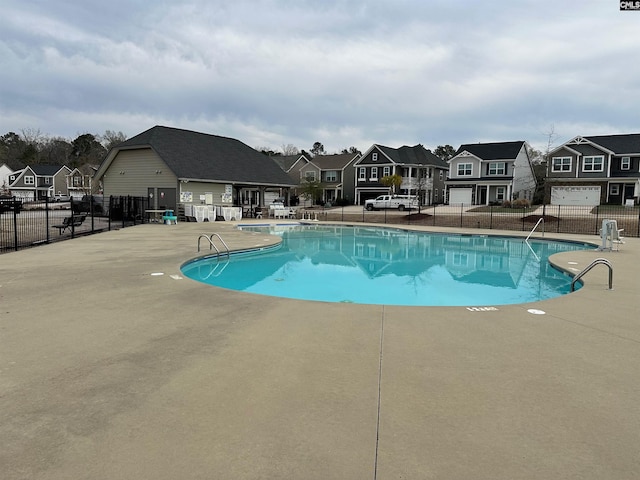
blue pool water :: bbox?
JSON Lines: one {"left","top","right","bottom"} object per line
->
{"left": 181, "top": 224, "right": 591, "bottom": 306}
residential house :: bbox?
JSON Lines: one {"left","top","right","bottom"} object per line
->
{"left": 0, "top": 163, "right": 14, "bottom": 193}
{"left": 445, "top": 141, "right": 535, "bottom": 205}
{"left": 67, "top": 167, "right": 94, "bottom": 198}
{"left": 272, "top": 153, "right": 311, "bottom": 202}
{"left": 8, "top": 164, "right": 72, "bottom": 201}
{"left": 94, "top": 126, "right": 296, "bottom": 213}
{"left": 297, "top": 153, "right": 360, "bottom": 205}
{"left": 545, "top": 133, "right": 640, "bottom": 206}
{"left": 353, "top": 144, "right": 448, "bottom": 205}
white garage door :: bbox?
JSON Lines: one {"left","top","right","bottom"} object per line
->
{"left": 550, "top": 186, "right": 601, "bottom": 206}
{"left": 449, "top": 188, "right": 472, "bottom": 205}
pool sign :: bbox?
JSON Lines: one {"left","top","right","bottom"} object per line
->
{"left": 620, "top": 1, "right": 640, "bottom": 9}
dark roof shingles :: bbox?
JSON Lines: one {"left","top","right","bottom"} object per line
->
{"left": 119, "top": 126, "right": 295, "bottom": 185}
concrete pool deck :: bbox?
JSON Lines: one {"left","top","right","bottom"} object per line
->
{"left": 1, "top": 221, "right": 639, "bottom": 479}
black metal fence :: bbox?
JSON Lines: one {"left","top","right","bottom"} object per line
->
{"left": 311, "top": 204, "right": 640, "bottom": 238}
{"left": 0, "top": 195, "right": 149, "bottom": 253}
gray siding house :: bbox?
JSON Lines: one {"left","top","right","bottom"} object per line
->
{"left": 94, "top": 126, "right": 296, "bottom": 213}
{"left": 353, "top": 144, "right": 448, "bottom": 205}
{"left": 8, "top": 165, "right": 71, "bottom": 201}
{"left": 298, "top": 153, "right": 360, "bottom": 205}
{"left": 446, "top": 141, "right": 535, "bottom": 205}
{"left": 545, "top": 133, "right": 640, "bottom": 206}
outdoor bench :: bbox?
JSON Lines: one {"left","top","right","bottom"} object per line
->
{"left": 52, "top": 214, "right": 86, "bottom": 234}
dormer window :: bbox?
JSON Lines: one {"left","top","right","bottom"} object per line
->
{"left": 25, "top": 176, "right": 34, "bottom": 185}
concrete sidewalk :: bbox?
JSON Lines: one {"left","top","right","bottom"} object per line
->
{"left": 1, "top": 221, "right": 639, "bottom": 479}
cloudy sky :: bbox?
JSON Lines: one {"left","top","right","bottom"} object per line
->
{"left": 1, "top": 0, "right": 638, "bottom": 154}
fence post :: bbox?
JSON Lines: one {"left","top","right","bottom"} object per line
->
{"left": 46, "top": 197, "right": 51, "bottom": 244}
{"left": 12, "top": 203, "right": 18, "bottom": 251}
{"left": 490, "top": 205, "right": 493, "bottom": 230}
{"left": 460, "top": 203, "right": 464, "bottom": 228}
{"left": 595, "top": 205, "right": 600, "bottom": 235}
{"left": 557, "top": 205, "right": 560, "bottom": 233}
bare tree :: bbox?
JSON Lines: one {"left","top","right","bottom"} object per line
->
{"left": 100, "top": 130, "right": 128, "bottom": 150}
{"left": 281, "top": 144, "right": 299, "bottom": 156}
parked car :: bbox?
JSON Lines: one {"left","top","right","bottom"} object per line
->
{"left": 72, "top": 195, "right": 104, "bottom": 214}
{"left": 0, "top": 195, "right": 22, "bottom": 213}
{"left": 52, "top": 193, "right": 71, "bottom": 202}
{"left": 365, "top": 194, "right": 419, "bottom": 211}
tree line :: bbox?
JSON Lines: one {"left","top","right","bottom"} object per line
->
{"left": 0, "top": 129, "right": 128, "bottom": 171}
{"left": 257, "top": 142, "right": 458, "bottom": 160}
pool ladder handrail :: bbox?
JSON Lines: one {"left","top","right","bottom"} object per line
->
{"left": 197, "top": 233, "right": 230, "bottom": 257}
{"left": 525, "top": 217, "right": 545, "bottom": 242}
{"left": 570, "top": 257, "right": 613, "bottom": 292}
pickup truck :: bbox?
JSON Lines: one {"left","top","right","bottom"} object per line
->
{"left": 364, "top": 195, "right": 419, "bottom": 211}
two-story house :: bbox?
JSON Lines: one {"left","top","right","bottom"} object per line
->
{"left": 67, "top": 167, "right": 95, "bottom": 197}
{"left": 353, "top": 144, "right": 448, "bottom": 205}
{"left": 8, "top": 165, "right": 72, "bottom": 201}
{"left": 272, "top": 153, "right": 311, "bottom": 204}
{"left": 445, "top": 141, "right": 535, "bottom": 205}
{"left": 545, "top": 134, "right": 640, "bottom": 206}
{"left": 297, "top": 153, "right": 360, "bottom": 205}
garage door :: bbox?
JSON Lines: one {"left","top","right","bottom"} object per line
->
{"left": 449, "top": 188, "right": 472, "bottom": 205}
{"left": 550, "top": 186, "right": 600, "bottom": 206}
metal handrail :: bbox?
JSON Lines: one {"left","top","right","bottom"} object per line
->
{"left": 197, "top": 233, "right": 230, "bottom": 258}
{"left": 209, "top": 233, "right": 230, "bottom": 257}
{"left": 198, "top": 234, "right": 220, "bottom": 255}
{"left": 570, "top": 257, "right": 613, "bottom": 292}
{"left": 525, "top": 217, "right": 545, "bottom": 242}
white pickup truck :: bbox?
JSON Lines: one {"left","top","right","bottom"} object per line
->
{"left": 365, "top": 195, "right": 419, "bottom": 211}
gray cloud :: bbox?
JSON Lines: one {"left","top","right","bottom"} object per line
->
{"left": 1, "top": 0, "right": 638, "bottom": 153}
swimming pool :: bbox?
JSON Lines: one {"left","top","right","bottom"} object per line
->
{"left": 181, "top": 224, "right": 591, "bottom": 306}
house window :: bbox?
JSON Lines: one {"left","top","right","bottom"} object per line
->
{"left": 488, "top": 162, "right": 506, "bottom": 175}
{"left": 439, "top": 170, "right": 443, "bottom": 180}
{"left": 44, "top": 177, "right": 51, "bottom": 184}
{"left": 371, "top": 167, "right": 378, "bottom": 180}
{"left": 496, "top": 186, "right": 506, "bottom": 201}
{"left": 304, "top": 171, "right": 316, "bottom": 182}
{"left": 610, "top": 184, "right": 620, "bottom": 196}
{"left": 24, "top": 176, "right": 34, "bottom": 185}
{"left": 552, "top": 157, "right": 572, "bottom": 172}
{"left": 453, "top": 253, "right": 469, "bottom": 267}
{"left": 325, "top": 171, "right": 337, "bottom": 182}
{"left": 457, "top": 163, "right": 472, "bottom": 176}
{"left": 73, "top": 176, "right": 82, "bottom": 186}
{"left": 434, "top": 188, "right": 438, "bottom": 200}
{"left": 359, "top": 167, "right": 366, "bottom": 180}
{"left": 9, "top": 175, "right": 15, "bottom": 182}
{"left": 621, "top": 157, "right": 630, "bottom": 170}
{"left": 582, "top": 156, "right": 604, "bottom": 172}
{"left": 383, "top": 166, "right": 390, "bottom": 177}
{"left": 372, "top": 153, "right": 378, "bottom": 161}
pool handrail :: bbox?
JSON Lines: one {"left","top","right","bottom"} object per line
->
{"left": 570, "top": 257, "right": 613, "bottom": 292}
